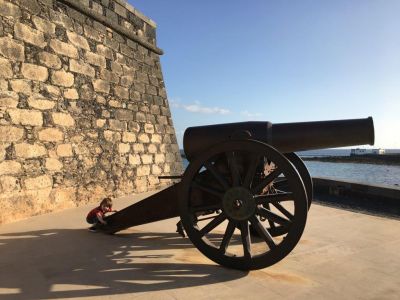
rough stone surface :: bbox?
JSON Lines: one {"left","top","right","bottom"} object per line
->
{"left": 0, "top": 37, "right": 25, "bottom": 61}
{"left": 21, "top": 63, "right": 48, "bottom": 82}
{"left": 0, "top": 0, "right": 182, "bottom": 224}
{"left": 9, "top": 109, "right": 43, "bottom": 126}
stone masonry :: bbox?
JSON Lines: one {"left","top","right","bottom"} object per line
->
{"left": 0, "top": 0, "right": 182, "bottom": 223}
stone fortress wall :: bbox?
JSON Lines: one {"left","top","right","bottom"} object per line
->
{"left": 0, "top": 0, "right": 183, "bottom": 223}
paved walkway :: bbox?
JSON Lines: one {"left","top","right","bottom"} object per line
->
{"left": 0, "top": 191, "right": 399, "bottom": 300}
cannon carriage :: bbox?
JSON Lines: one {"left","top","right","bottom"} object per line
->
{"left": 104, "top": 117, "right": 374, "bottom": 270}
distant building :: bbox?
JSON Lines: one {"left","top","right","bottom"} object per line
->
{"left": 350, "top": 148, "right": 385, "bottom": 156}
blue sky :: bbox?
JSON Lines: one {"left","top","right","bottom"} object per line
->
{"left": 129, "top": 0, "right": 400, "bottom": 149}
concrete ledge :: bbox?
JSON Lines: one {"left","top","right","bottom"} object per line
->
{"left": 312, "top": 177, "right": 400, "bottom": 218}
{"left": 313, "top": 177, "right": 400, "bottom": 200}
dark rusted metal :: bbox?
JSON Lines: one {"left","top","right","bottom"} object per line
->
{"left": 104, "top": 184, "right": 181, "bottom": 234}
{"left": 100, "top": 116, "right": 374, "bottom": 270}
{"left": 183, "top": 117, "right": 374, "bottom": 160}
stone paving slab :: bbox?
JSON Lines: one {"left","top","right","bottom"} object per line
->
{"left": 0, "top": 191, "right": 399, "bottom": 300}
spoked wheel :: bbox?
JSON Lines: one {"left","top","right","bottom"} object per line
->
{"left": 179, "top": 140, "right": 308, "bottom": 270}
{"left": 266, "top": 152, "right": 313, "bottom": 237}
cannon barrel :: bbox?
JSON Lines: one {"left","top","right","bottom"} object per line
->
{"left": 183, "top": 117, "right": 374, "bottom": 160}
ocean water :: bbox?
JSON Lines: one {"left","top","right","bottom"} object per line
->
{"left": 181, "top": 149, "right": 400, "bottom": 187}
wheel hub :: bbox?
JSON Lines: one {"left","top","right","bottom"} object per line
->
{"left": 222, "top": 187, "right": 255, "bottom": 221}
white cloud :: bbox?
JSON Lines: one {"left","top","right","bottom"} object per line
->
{"left": 170, "top": 99, "right": 231, "bottom": 115}
{"left": 240, "top": 110, "right": 263, "bottom": 118}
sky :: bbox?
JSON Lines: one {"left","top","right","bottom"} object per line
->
{"left": 129, "top": 0, "right": 400, "bottom": 149}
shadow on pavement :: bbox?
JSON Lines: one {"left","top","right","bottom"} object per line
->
{"left": 0, "top": 229, "right": 247, "bottom": 300}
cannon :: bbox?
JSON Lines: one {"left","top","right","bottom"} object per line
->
{"left": 104, "top": 117, "right": 374, "bottom": 270}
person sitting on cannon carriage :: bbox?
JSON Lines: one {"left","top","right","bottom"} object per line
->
{"left": 86, "top": 197, "right": 117, "bottom": 232}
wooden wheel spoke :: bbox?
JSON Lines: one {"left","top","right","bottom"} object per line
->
{"left": 243, "top": 155, "right": 260, "bottom": 188}
{"left": 251, "top": 168, "right": 282, "bottom": 195}
{"left": 250, "top": 216, "right": 276, "bottom": 250}
{"left": 256, "top": 207, "right": 291, "bottom": 227}
{"left": 226, "top": 151, "right": 241, "bottom": 186}
{"left": 204, "top": 161, "right": 230, "bottom": 191}
{"left": 199, "top": 212, "right": 227, "bottom": 236}
{"left": 254, "top": 192, "right": 294, "bottom": 205}
{"left": 272, "top": 202, "right": 294, "bottom": 221}
{"left": 219, "top": 220, "right": 236, "bottom": 253}
{"left": 240, "top": 221, "right": 251, "bottom": 260}
{"left": 191, "top": 181, "right": 224, "bottom": 198}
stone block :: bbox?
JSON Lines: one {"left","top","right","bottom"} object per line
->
{"left": 14, "top": 143, "right": 46, "bottom": 158}
{"left": 115, "top": 109, "right": 133, "bottom": 121}
{"left": 32, "top": 16, "right": 55, "bottom": 34}
{"left": 21, "top": 63, "right": 48, "bottom": 82}
{"left": 49, "top": 40, "right": 78, "bottom": 58}
{"left": 144, "top": 123, "right": 154, "bottom": 134}
{"left": 122, "top": 132, "right": 136, "bottom": 143}
{"left": 155, "top": 154, "right": 165, "bottom": 164}
{"left": 147, "top": 144, "right": 157, "bottom": 154}
{"left": 115, "top": 86, "right": 129, "bottom": 99}
{"left": 63, "top": 88, "right": 79, "bottom": 99}
{"left": 135, "top": 112, "right": 146, "bottom": 122}
{"left": 84, "top": 52, "right": 106, "bottom": 68}
{"left": 0, "top": 91, "right": 18, "bottom": 108}
{"left": 50, "top": 10, "right": 73, "bottom": 30}
{"left": 0, "top": 0, "right": 21, "bottom": 18}
{"left": 92, "top": 79, "right": 110, "bottom": 93}
{"left": 43, "top": 85, "right": 61, "bottom": 98}
{"left": 0, "top": 160, "right": 21, "bottom": 175}
{"left": 138, "top": 133, "right": 150, "bottom": 143}
{"left": 114, "top": 2, "right": 127, "bottom": 17}
{"left": 136, "top": 165, "right": 150, "bottom": 176}
{"left": 45, "top": 158, "right": 62, "bottom": 171}
{"left": 0, "top": 57, "right": 12, "bottom": 78}
{"left": 95, "top": 119, "right": 106, "bottom": 128}
{"left": 146, "top": 85, "right": 158, "bottom": 96}
{"left": 0, "top": 175, "right": 20, "bottom": 193}
{"left": 38, "top": 52, "right": 61, "bottom": 69}
{"left": 27, "top": 95, "right": 55, "bottom": 110}
{"left": 9, "top": 109, "right": 43, "bottom": 126}
{"left": 20, "top": 0, "right": 41, "bottom": 14}
{"left": 152, "top": 165, "right": 162, "bottom": 175}
{"left": 120, "top": 75, "right": 134, "bottom": 87}
{"left": 108, "top": 100, "right": 122, "bottom": 108}
{"left": 52, "top": 112, "right": 75, "bottom": 127}
{"left": 51, "top": 70, "right": 74, "bottom": 87}
{"left": 24, "top": 175, "right": 52, "bottom": 190}
{"left": 128, "top": 154, "right": 140, "bottom": 165}
{"left": 70, "top": 60, "right": 95, "bottom": 77}
{"left": 38, "top": 128, "right": 64, "bottom": 142}
{"left": 118, "top": 143, "right": 130, "bottom": 154}
{"left": 96, "top": 45, "right": 113, "bottom": 59}
{"left": 67, "top": 31, "right": 90, "bottom": 50}
{"left": 10, "top": 80, "right": 32, "bottom": 94}
{"left": 141, "top": 154, "right": 153, "bottom": 164}
{"left": 109, "top": 119, "right": 126, "bottom": 131}
{"left": 100, "top": 69, "right": 119, "bottom": 83}
{"left": 151, "top": 134, "right": 162, "bottom": 144}
{"left": 14, "top": 23, "right": 46, "bottom": 48}
{"left": 0, "top": 126, "right": 23, "bottom": 142}
{"left": 0, "top": 37, "right": 24, "bottom": 61}
{"left": 132, "top": 143, "right": 144, "bottom": 153}
{"left": 103, "top": 130, "right": 121, "bottom": 142}
{"left": 56, "top": 144, "right": 73, "bottom": 157}
{"left": 136, "top": 72, "right": 149, "bottom": 84}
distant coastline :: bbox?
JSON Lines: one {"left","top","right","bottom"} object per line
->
{"left": 302, "top": 154, "right": 400, "bottom": 166}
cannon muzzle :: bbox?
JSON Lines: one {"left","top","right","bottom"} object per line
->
{"left": 183, "top": 117, "right": 374, "bottom": 160}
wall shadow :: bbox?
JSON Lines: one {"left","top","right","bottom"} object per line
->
{"left": 0, "top": 229, "right": 247, "bottom": 300}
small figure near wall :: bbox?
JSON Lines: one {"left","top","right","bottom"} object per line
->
{"left": 86, "top": 197, "right": 117, "bottom": 232}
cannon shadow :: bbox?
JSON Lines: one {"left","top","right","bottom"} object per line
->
{"left": 0, "top": 229, "right": 247, "bottom": 300}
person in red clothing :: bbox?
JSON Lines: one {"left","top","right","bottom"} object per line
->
{"left": 86, "top": 197, "right": 117, "bottom": 232}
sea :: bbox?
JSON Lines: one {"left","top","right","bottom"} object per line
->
{"left": 181, "top": 149, "right": 400, "bottom": 187}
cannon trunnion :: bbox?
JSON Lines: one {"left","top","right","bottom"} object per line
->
{"left": 105, "top": 117, "right": 374, "bottom": 270}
